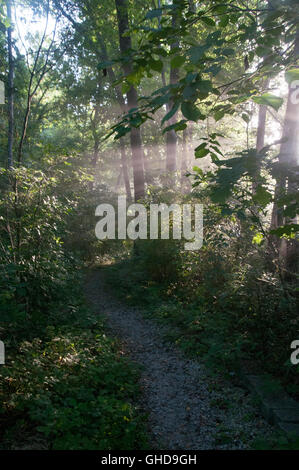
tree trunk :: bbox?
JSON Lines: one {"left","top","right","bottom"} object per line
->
{"left": 165, "top": 6, "right": 179, "bottom": 173}
{"left": 256, "top": 102, "right": 267, "bottom": 152}
{"left": 53, "top": 4, "right": 133, "bottom": 199}
{"left": 96, "top": 33, "right": 133, "bottom": 201}
{"left": 270, "top": 26, "right": 299, "bottom": 278}
{"left": 253, "top": 77, "right": 270, "bottom": 192}
{"left": 120, "top": 138, "right": 132, "bottom": 201}
{"left": 90, "top": 104, "right": 100, "bottom": 167}
{"left": 180, "top": 127, "right": 187, "bottom": 187}
{"left": 157, "top": 0, "right": 177, "bottom": 174}
{"left": 7, "top": 0, "right": 14, "bottom": 169}
{"left": 18, "top": 93, "right": 34, "bottom": 164}
{"left": 115, "top": 0, "right": 145, "bottom": 201}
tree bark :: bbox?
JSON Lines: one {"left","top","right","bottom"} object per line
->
{"left": 7, "top": 0, "right": 14, "bottom": 169}
{"left": 157, "top": 0, "right": 177, "bottom": 174}
{"left": 270, "top": 26, "right": 299, "bottom": 278}
{"left": 253, "top": 77, "right": 270, "bottom": 192}
{"left": 90, "top": 102, "right": 100, "bottom": 167}
{"left": 256, "top": 102, "right": 267, "bottom": 153}
{"left": 180, "top": 127, "right": 187, "bottom": 187}
{"left": 96, "top": 34, "right": 132, "bottom": 199}
{"left": 115, "top": 0, "right": 145, "bottom": 201}
{"left": 165, "top": 5, "right": 179, "bottom": 173}
{"left": 120, "top": 137, "right": 132, "bottom": 201}
{"left": 53, "top": 2, "right": 133, "bottom": 199}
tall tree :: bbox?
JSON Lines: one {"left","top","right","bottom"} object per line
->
{"left": 17, "top": 4, "right": 58, "bottom": 164}
{"left": 271, "top": 26, "right": 299, "bottom": 277}
{"left": 96, "top": 32, "right": 132, "bottom": 200}
{"left": 115, "top": 0, "right": 145, "bottom": 201}
{"left": 165, "top": 1, "right": 180, "bottom": 173}
{"left": 252, "top": 77, "right": 270, "bottom": 193}
{"left": 256, "top": 79, "right": 270, "bottom": 153}
{"left": 6, "top": 0, "right": 13, "bottom": 169}
{"left": 52, "top": 1, "right": 132, "bottom": 199}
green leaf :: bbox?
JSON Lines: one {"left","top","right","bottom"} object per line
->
{"left": 210, "top": 185, "right": 232, "bottom": 203}
{"left": 255, "top": 45, "right": 269, "bottom": 58}
{"left": 195, "top": 148, "right": 209, "bottom": 158}
{"left": 214, "top": 5, "right": 228, "bottom": 14}
{"left": 114, "top": 125, "right": 129, "bottom": 139}
{"left": 285, "top": 69, "right": 299, "bottom": 84}
{"left": 149, "top": 59, "right": 163, "bottom": 72}
{"left": 152, "top": 47, "right": 168, "bottom": 57}
{"left": 193, "top": 166, "right": 204, "bottom": 176}
{"left": 182, "top": 79, "right": 212, "bottom": 100}
{"left": 183, "top": 84, "right": 197, "bottom": 99}
{"left": 252, "top": 185, "right": 272, "bottom": 206}
{"left": 126, "top": 69, "right": 143, "bottom": 86}
{"left": 195, "top": 142, "right": 207, "bottom": 151}
{"left": 201, "top": 17, "right": 216, "bottom": 27}
{"left": 170, "top": 55, "right": 185, "bottom": 68}
{"left": 241, "top": 113, "right": 250, "bottom": 123}
{"left": 181, "top": 102, "right": 205, "bottom": 122}
{"left": 189, "top": 45, "right": 209, "bottom": 64}
{"left": 163, "top": 120, "right": 187, "bottom": 134}
{"left": 270, "top": 224, "right": 299, "bottom": 238}
{"left": 98, "top": 60, "right": 114, "bottom": 70}
{"left": 222, "top": 48, "right": 235, "bottom": 56}
{"left": 121, "top": 82, "right": 131, "bottom": 94}
{"left": 146, "top": 8, "right": 162, "bottom": 19}
{"left": 214, "top": 110, "right": 225, "bottom": 122}
{"left": 253, "top": 93, "right": 283, "bottom": 111}
{"left": 206, "top": 64, "right": 221, "bottom": 76}
{"left": 252, "top": 232, "right": 264, "bottom": 245}
{"left": 210, "top": 145, "right": 223, "bottom": 156}
{"left": 161, "top": 102, "right": 179, "bottom": 124}
{"left": 197, "top": 80, "right": 212, "bottom": 99}
{"left": 230, "top": 14, "right": 241, "bottom": 24}
{"left": 219, "top": 16, "right": 229, "bottom": 28}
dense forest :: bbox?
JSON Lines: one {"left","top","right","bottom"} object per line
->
{"left": 0, "top": 0, "right": 298, "bottom": 453}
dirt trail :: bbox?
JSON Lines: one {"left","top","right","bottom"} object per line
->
{"left": 85, "top": 268, "right": 273, "bottom": 450}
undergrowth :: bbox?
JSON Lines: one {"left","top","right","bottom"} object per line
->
{"left": 104, "top": 232, "right": 299, "bottom": 451}
{"left": 0, "top": 272, "right": 148, "bottom": 450}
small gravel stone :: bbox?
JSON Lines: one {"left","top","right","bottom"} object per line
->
{"left": 86, "top": 269, "right": 275, "bottom": 450}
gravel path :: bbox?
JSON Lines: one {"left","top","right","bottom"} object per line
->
{"left": 85, "top": 268, "right": 274, "bottom": 450}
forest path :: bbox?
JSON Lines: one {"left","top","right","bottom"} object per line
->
{"left": 85, "top": 267, "right": 273, "bottom": 450}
